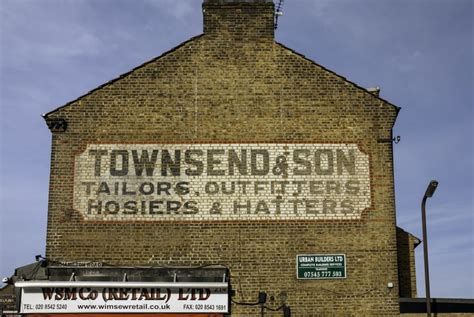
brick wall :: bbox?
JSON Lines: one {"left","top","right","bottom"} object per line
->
{"left": 44, "top": 1, "right": 401, "bottom": 315}
{"left": 397, "top": 227, "right": 420, "bottom": 298}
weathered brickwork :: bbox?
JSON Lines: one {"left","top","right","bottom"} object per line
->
{"left": 74, "top": 143, "right": 371, "bottom": 221}
{"left": 44, "top": 0, "right": 401, "bottom": 315}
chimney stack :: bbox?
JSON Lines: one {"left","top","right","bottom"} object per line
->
{"left": 202, "top": 0, "right": 275, "bottom": 41}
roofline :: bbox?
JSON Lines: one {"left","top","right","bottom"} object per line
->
{"left": 275, "top": 42, "right": 402, "bottom": 117}
{"left": 400, "top": 297, "right": 474, "bottom": 313}
{"left": 397, "top": 226, "right": 422, "bottom": 247}
{"left": 43, "top": 34, "right": 205, "bottom": 119}
{"left": 43, "top": 36, "right": 402, "bottom": 124}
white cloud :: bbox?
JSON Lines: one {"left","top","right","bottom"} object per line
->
{"left": 393, "top": 50, "right": 424, "bottom": 73}
{"left": 398, "top": 199, "right": 473, "bottom": 229}
{"left": 306, "top": 0, "right": 370, "bottom": 39}
{"left": 1, "top": 1, "right": 106, "bottom": 68}
{"left": 310, "top": 0, "right": 333, "bottom": 18}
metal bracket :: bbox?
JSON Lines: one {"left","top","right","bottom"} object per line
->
{"left": 377, "top": 136, "right": 401, "bottom": 144}
{"left": 46, "top": 118, "right": 68, "bottom": 132}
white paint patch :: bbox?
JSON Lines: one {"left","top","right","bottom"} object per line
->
{"left": 73, "top": 144, "right": 371, "bottom": 221}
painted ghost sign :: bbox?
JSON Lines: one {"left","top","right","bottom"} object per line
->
{"left": 73, "top": 144, "right": 371, "bottom": 221}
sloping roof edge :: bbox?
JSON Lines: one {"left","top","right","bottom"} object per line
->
{"left": 275, "top": 42, "right": 402, "bottom": 121}
{"left": 43, "top": 34, "right": 205, "bottom": 119}
{"left": 43, "top": 35, "right": 401, "bottom": 125}
{"left": 397, "top": 226, "right": 422, "bottom": 248}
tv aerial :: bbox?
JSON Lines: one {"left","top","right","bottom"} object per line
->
{"left": 274, "top": 0, "right": 284, "bottom": 29}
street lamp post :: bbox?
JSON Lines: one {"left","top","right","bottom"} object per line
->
{"left": 421, "top": 180, "right": 438, "bottom": 317}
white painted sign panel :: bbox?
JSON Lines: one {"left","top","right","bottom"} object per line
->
{"left": 20, "top": 287, "right": 228, "bottom": 314}
{"left": 74, "top": 143, "right": 371, "bottom": 221}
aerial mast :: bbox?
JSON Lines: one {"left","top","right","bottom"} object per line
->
{"left": 274, "top": 0, "right": 284, "bottom": 29}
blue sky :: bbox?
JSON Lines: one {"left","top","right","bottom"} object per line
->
{"left": 1, "top": 0, "right": 472, "bottom": 298}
